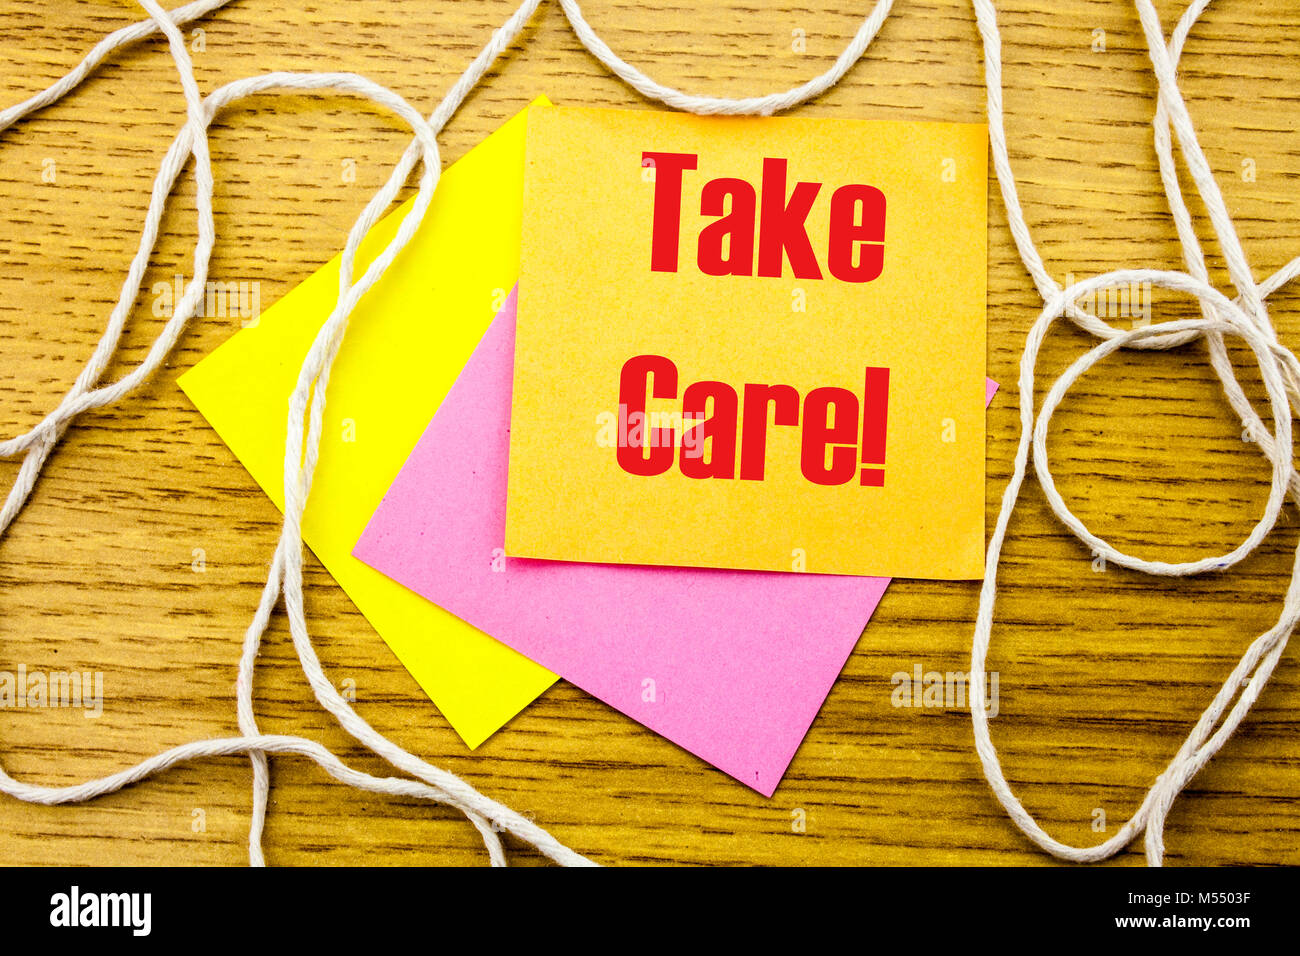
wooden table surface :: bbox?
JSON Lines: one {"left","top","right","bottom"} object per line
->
{"left": 1, "top": 0, "right": 1297, "bottom": 867}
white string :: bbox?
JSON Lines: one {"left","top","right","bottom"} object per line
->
{"left": 966, "top": 0, "right": 1300, "bottom": 865}
{"left": 0, "top": 0, "right": 237, "bottom": 134}
{"left": 557, "top": 0, "right": 895, "bottom": 115}
{"left": 0, "top": 0, "right": 1295, "bottom": 867}
{"left": 566, "top": 0, "right": 1300, "bottom": 864}
{"left": 0, "top": 0, "right": 587, "bottom": 867}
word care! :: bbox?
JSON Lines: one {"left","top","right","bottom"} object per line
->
{"left": 616, "top": 354, "right": 890, "bottom": 487}
{"left": 508, "top": 106, "right": 988, "bottom": 579}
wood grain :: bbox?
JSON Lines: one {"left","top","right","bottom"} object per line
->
{"left": 0, "top": 0, "right": 1298, "bottom": 866}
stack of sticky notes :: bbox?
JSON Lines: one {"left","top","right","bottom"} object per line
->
{"left": 180, "top": 98, "right": 990, "bottom": 795}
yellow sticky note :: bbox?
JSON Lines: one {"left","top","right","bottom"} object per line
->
{"left": 179, "top": 100, "right": 557, "bottom": 747}
{"left": 507, "top": 106, "right": 987, "bottom": 579}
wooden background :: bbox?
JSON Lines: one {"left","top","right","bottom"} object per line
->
{"left": 0, "top": 0, "right": 1297, "bottom": 867}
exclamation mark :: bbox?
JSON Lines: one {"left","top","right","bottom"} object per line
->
{"left": 860, "top": 366, "right": 890, "bottom": 486}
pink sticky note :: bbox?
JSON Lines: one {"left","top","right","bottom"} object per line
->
{"left": 354, "top": 288, "right": 996, "bottom": 795}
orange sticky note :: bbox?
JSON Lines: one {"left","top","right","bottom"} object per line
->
{"left": 179, "top": 101, "right": 557, "bottom": 747}
{"left": 506, "top": 106, "right": 987, "bottom": 579}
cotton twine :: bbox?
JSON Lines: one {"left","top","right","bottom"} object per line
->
{"left": 0, "top": 0, "right": 1295, "bottom": 867}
